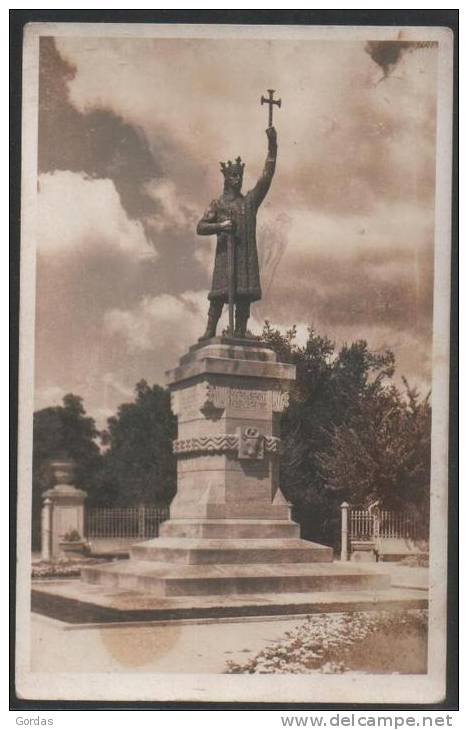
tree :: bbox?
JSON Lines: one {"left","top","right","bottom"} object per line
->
{"left": 316, "top": 379, "right": 431, "bottom": 517}
{"left": 261, "top": 323, "right": 430, "bottom": 548}
{"left": 91, "top": 381, "right": 176, "bottom": 506}
{"left": 32, "top": 394, "right": 101, "bottom": 549}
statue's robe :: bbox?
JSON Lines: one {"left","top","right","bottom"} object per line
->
{"left": 198, "top": 151, "right": 276, "bottom": 303}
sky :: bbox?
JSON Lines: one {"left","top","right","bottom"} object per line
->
{"left": 34, "top": 33, "right": 438, "bottom": 428}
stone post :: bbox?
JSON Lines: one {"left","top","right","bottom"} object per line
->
{"left": 340, "top": 501, "right": 350, "bottom": 562}
{"left": 41, "top": 497, "right": 52, "bottom": 561}
{"left": 43, "top": 459, "right": 87, "bottom": 559}
{"left": 138, "top": 505, "right": 145, "bottom": 539}
{"left": 372, "top": 510, "right": 380, "bottom": 540}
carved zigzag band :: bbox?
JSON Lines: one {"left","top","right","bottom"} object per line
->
{"left": 173, "top": 434, "right": 281, "bottom": 455}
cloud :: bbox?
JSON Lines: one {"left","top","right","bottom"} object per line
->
{"left": 193, "top": 238, "right": 216, "bottom": 275}
{"left": 55, "top": 35, "right": 438, "bottom": 219}
{"left": 251, "top": 198, "right": 434, "bottom": 389}
{"left": 365, "top": 40, "right": 438, "bottom": 78}
{"left": 44, "top": 35, "right": 438, "bottom": 293}
{"left": 102, "top": 372, "right": 134, "bottom": 399}
{"left": 34, "top": 385, "right": 66, "bottom": 412}
{"left": 38, "top": 38, "right": 162, "bottom": 231}
{"left": 34, "top": 34, "right": 439, "bottom": 422}
{"left": 257, "top": 199, "right": 434, "bottom": 333}
{"left": 38, "top": 171, "right": 151, "bottom": 257}
{"left": 104, "top": 290, "right": 208, "bottom": 353}
{"left": 38, "top": 38, "right": 212, "bottom": 297}
{"left": 143, "top": 179, "right": 199, "bottom": 234}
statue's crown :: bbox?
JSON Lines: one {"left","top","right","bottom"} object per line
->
{"left": 220, "top": 156, "right": 245, "bottom": 177}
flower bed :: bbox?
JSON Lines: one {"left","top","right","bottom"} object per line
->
{"left": 226, "top": 610, "right": 428, "bottom": 674}
{"left": 32, "top": 557, "right": 109, "bottom": 579}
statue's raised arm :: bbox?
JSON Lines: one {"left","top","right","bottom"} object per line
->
{"left": 248, "top": 127, "right": 278, "bottom": 209}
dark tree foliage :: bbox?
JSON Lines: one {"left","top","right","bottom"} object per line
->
{"left": 261, "top": 323, "right": 431, "bottom": 549}
{"left": 316, "top": 379, "right": 431, "bottom": 525}
{"left": 32, "top": 394, "right": 101, "bottom": 549}
{"left": 91, "top": 380, "right": 177, "bottom": 507}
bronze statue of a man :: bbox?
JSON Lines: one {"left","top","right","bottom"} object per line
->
{"left": 197, "top": 126, "right": 277, "bottom": 338}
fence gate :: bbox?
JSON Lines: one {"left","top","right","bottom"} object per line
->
{"left": 349, "top": 508, "right": 417, "bottom": 541}
{"left": 86, "top": 505, "right": 169, "bottom": 540}
{"left": 350, "top": 509, "right": 374, "bottom": 540}
{"left": 341, "top": 503, "right": 421, "bottom": 561}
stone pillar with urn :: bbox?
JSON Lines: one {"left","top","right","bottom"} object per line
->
{"left": 41, "top": 459, "right": 87, "bottom": 559}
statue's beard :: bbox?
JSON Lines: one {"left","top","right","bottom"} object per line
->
{"left": 224, "top": 181, "right": 243, "bottom": 195}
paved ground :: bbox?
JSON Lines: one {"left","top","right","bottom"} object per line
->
{"left": 29, "top": 563, "right": 428, "bottom": 675}
{"left": 352, "top": 562, "right": 428, "bottom": 589}
{"left": 31, "top": 613, "right": 308, "bottom": 674}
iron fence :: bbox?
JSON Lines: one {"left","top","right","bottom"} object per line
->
{"left": 350, "top": 508, "right": 418, "bottom": 540}
{"left": 86, "top": 505, "right": 169, "bottom": 539}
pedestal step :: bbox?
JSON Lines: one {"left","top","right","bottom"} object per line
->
{"left": 130, "top": 537, "right": 332, "bottom": 565}
{"left": 159, "top": 519, "right": 300, "bottom": 539}
{"left": 170, "top": 504, "right": 292, "bottom": 520}
{"left": 82, "top": 561, "right": 390, "bottom": 597}
{"left": 32, "top": 580, "right": 428, "bottom": 625}
{"left": 32, "top": 579, "right": 428, "bottom": 624}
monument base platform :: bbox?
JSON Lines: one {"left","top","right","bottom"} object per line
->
{"left": 81, "top": 555, "right": 388, "bottom": 597}
{"left": 32, "top": 573, "right": 427, "bottom": 625}
{"left": 67, "top": 339, "right": 427, "bottom": 624}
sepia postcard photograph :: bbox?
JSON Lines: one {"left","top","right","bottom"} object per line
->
{"left": 14, "top": 18, "right": 455, "bottom": 706}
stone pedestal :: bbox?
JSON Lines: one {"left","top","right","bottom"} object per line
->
{"left": 168, "top": 337, "right": 295, "bottom": 523}
{"left": 350, "top": 541, "right": 377, "bottom": 563}
{"left": 82, "top": 339, "right": 359, "bottom": 598}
